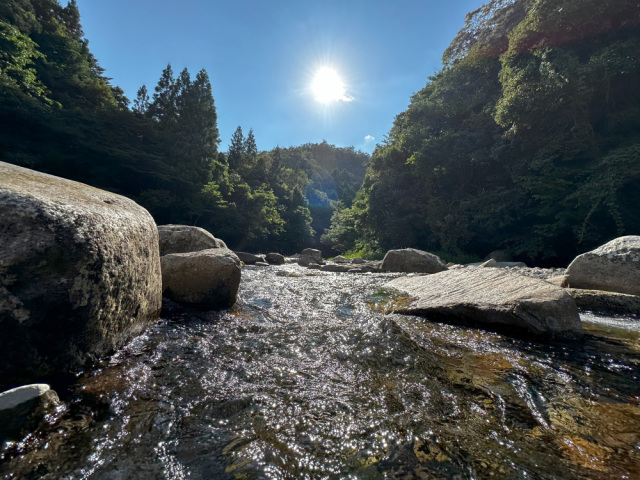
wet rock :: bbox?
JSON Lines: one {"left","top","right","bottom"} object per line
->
{"left": 157, "top": 224, "right": 226, "bottom": 255}
{"left": 0, "top": 162, "right": 162, "bottom": 389}
{"left": 265, "top": 253, "right": 285, "bottom": 265}
{"left": 307, "top": 263, "right": 322, "bottom": 270}
{"left": 381, "top": 248, "right": 448, "bottom": 274}
{"left": 298, "top": 248, "right": 323, "bottom": 266}
{"left": 485, "top": 250, "right": 512, "bottom": 262}
{"left": 234, "top": 252, "right": 266, "bottom": 265}
{"left": 386, "top": 268, "right": 582, "bottom": 337}
{"left": 348, "top": 265, "right": 379, "bottom": 273}
{"left": 479, "top": 258, "right": 498, "bottom": 268}
{"left": 0, "top": 384, "right": 60, "bottom": 441}
{"left": 499, "top": 261, "right": 528, "bottom": 268}
{"left": 563, "top": 236, "right": 640, "bottom": 296}
{"left": 320, "top": 264, "right": 352, "bottom": 272}
{"left": 161, "top": 248, "right": 241, "bottom": 308}
{"left": 567, "top": 288, "right": 640, "bottom": 315}
{"left": 333, "top": 255, "right": 348, "bottom": 264}
{"left": 467, "top": 261, "right": 527, "bottom": 268}
{"left": 350, "top": 257, "right": 367, "bottom": 264}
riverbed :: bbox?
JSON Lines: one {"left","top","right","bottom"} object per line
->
{"left": 2, "top": 265, "right": 639, "bottom": 479}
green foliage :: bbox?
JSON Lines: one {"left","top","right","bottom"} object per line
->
{"left": 345, "top": 0, "right": 640, "bottom": 265}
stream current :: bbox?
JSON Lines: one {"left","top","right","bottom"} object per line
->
{"left": 2, "top": 264, "right": 640, "bottom": 479}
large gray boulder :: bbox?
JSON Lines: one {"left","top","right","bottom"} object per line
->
{"left": 157, "top": 224, "right": 227, "bottom": 255}
{"left": 381, "top": 248, "right": 448, "bottom": 274}
{"left": 0, "top": 162, "right": 162, "bottom": 389}
{"left": 386, "top": 268, "right": 581, "bottom": 337}
{"left": 161, "top": 248, "right": 241, "bottom": 308}
{"left": 563, "top": 236, "right": 640, "bottom": 296}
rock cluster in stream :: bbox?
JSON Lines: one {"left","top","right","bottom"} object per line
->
{"left": 157, "top": 225, "right": 241, "bottom": 309}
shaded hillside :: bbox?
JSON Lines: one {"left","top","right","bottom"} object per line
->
{"left": 0, "top": 0, "right": 368, "bottom": 254}
{"left": 327, "top": 0, "right": 640, "bottom": 265}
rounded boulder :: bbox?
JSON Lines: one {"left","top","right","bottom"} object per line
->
{"left": 161, "top": 248, "right": 241, "bottom": 308}
{"left": 158, "top": 224, "right": 227, "bottom": 255}
{"left": 381, "top": 248, "right": 448, "bottom": 274}
{"left": 0, "top": 162, "right": 162, "bottom": 389}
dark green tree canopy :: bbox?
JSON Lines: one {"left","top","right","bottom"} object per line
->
{"left": 333, "top": 0, "right": 640, "bottom": 264}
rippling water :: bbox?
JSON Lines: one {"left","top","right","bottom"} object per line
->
{"left": 2, "top": 265, "right": 640, "bottom": 479}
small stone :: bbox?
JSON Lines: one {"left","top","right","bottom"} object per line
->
{"left": 0, "top": 384, "right": 60, "bottom": 441}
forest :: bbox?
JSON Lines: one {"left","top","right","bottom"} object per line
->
{"left": 0, "top": 0, "right": 367, "bottom": 254}
{"left": 325, "top": 0, "right": 640, "bottom": 265}
{"left": 2, "top": 0, "right": 639, "bottom": 264}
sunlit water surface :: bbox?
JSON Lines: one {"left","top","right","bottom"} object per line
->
{"left": 2, "top": 265, "right": 640, "bottom": 479}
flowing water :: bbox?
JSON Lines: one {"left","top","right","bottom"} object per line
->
{"left": 2, "top": 265, "right": 640, "bottom": 479}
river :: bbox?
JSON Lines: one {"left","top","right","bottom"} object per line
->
{"left": 2, "top": 264, "right": 639, "bottom": 479}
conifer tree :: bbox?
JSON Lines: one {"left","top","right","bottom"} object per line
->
{"left": 244, "top": 128, "right": 258, "bottom": 161}
{"left": 148, "top": 64, "right": 175, "bottom": 125}
{"left": 133, "top": 85, "right": 149, "bottom": 114}
{"left": 228, "top": 126, "right": 245, "bottom": 170}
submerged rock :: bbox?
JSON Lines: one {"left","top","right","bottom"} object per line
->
{"left": 157, "top": 224, "right": 226, "bottom": 255}
{"left": 0, "top": 162, "right": 162, "bottom": 389}
{"left": 0, "top": 384, "right": 60, "bottom": 441}
{"left": 381, "top": 248, "right": 448, "bottom": 274}
{"left": 386, "top": 268, "right": 581, "bottom": 337}
{"left": 563, "top": 236, "right": 640, "bottom": 296}
{"left": 161, "top": 248, "right": 241, "bottom": 308}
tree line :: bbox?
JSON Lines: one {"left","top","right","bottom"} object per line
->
{"left": 0, "top": 0, "right": 368, "bottom": 254}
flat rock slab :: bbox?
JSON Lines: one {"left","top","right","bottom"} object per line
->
{"left": 386, "top": 269, "right": 582, "bottom": 337}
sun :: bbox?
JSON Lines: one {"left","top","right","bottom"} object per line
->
{"left": 311, "top": 67, "right": 351, "bottom": 103}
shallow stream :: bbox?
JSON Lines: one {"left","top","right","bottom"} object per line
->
{"left": 2, "top": 265, "right": 640, "bottom": 479}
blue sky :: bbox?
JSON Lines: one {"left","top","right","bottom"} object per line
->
{"left": 74, "top": 0, "right": 486, "bottom": 154}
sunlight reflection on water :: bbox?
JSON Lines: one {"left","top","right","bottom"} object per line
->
{"left": 2, "top": 265, "right": 639, "bottom": 479}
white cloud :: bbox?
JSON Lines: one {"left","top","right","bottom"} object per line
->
{"left": 364, "top": 135, "right": 375, "bottom": 142}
